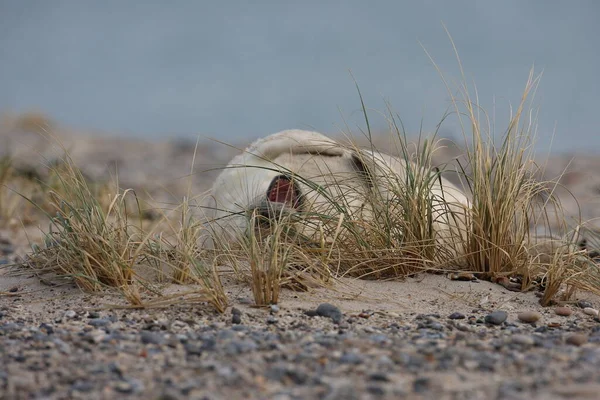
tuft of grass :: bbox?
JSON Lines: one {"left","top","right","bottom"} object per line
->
{"left": 247, "top": 210, "right": 293, "bottom": 305}
{"left": 22, "top": 152, "right": 146, "bottom": 305}
{"left": 141, "top": 195, "right": 229, "bottom": 312}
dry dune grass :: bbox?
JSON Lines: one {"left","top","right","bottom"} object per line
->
{"left": 3, "top": 53, "right": 600, "bottom": 313}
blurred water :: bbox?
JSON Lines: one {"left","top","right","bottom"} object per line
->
{"left": 0, "top": 0, "right": 598, "bottom": 153}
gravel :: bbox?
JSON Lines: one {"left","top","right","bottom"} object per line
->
{"left": 1, "top": 301, "right": 600, "bottom": 400}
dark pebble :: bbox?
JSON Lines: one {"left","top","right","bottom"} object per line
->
{"left": 485, "top": 311, "right": 508, "bottom": 325}
{"left": 231, "top": 307, "right": 242, "bottom": 316}
{"left": 314, "top": 303, "right": 343, "bottom": 324}
{"left": 427, "top": 322, "right": 444, "bottom": 331}
{"left": 448, "top": 312, "right": 466, "bottom": 320}
{"left": 38, "top": 323, "right": 54, "bottom": 334}
{"left": 339, "top": 352, "right": 363, "bottom": 364}
{"left": 368, "top": 372, "right": 390, "bottom": 382}
{"left": 184, "top": 342, "right": 203, "bottom": 356}
{"left": 413, "top": 377, "right": 430, "bottom": 393}
{"left": 367, "top": 385, "right": 386, "bottom": 396}
{"left": 140, "top": 331, "right": 164, "bottom": 345}
{"left": 232, "top": 314, "right": 242, "bottom": 325}
{"left": 0, "top": 243, "right": 14, "bottom": 255}
{"left": 87, "top": 318, "right": 111, "bottom": 327}
{"left": 71, "top": 381, "right": 94, "bottom": 393}
{"left": 265, "top": 365, "right": 308, "bottom": 384}
{"left": 578, "top": 300, "right": 593, "bottom": 309}
{"left": 224, "top": 339, "right": 258, "bottom": 355}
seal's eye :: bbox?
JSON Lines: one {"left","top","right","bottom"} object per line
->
{"left": 267, "top": 175, "right": 301, "bottom": 209}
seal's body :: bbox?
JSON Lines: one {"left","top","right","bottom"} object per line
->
{"left": 202, "top": 130, "right": 470, "bottom": 252}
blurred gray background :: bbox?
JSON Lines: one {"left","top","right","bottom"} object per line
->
{"left": 1, "top": 0, "right": 598, "bottom": 153}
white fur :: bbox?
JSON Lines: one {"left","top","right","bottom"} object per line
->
{"left": 202, "top": 129, "right": 470, "bottom": 252}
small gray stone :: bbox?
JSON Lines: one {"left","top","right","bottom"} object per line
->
{"left": 270, "top": 304, "right": 280, "bottom": 314}
{"left": 140, "top": 331, "right": 164, "bottom": 345}
{"left": 413, "top": 377, "right": 431, "bottom": 393}
{"left": 232, "top": 314, "right": 242, "bottom": 325}
{"left": 64, "top": 310, "right": 77, "bottom": 319}
{"left": 577, "top": 300, "right": 593, "bottom": 309}
{"left": 485, "top": 311, "right": 508, "bottom": 325}
{"left": 224, "top": 339, "right": 258, "bottom": 355}
{"left": 368, "top": 372, "right": 390, "bottom": 382}
{"left": 88, "top": 318, "right": 111, "bottom": 327}
{"left": 1, "top": 322, "right": 22, "bottom": 332}
{"left": 114, "top": 379, "right": 142, "bottom": 394}
{"left": 314, "top": 303, "right": 343, "bottom": 324}
{"left": 448, "top": 312, "right": 466, "bottom": 320}
{"left": 339, "top": 352, "right": 363, "bottom": 364}
{"left": 184, "top": 342, "right": 203, "bottom": 356}
{"left": 71, "top": 381, "right": 94, "bottom": 393}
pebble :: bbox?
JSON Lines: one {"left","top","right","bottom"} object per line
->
{"left": 88, "top": 318, "right": 111, "bottom": 327}
{"left": 511, "top": 334, "right": 535, "bottom": 346}
{"left": 140, "top": 331, "right": 164, "bottom": 345}
{"left": 368, "top": 372, "right": 390, "bottom": 382}
{"left": 555, "top": 307, "right": 572, "bottom": 316}
{"left": 38, "top": 323, "right": 54, "bottom": 334}
{"left": 0, "top": 237, "right": 14, "bottom": 255}
{"left": 577, "top": 300, "right": 593, "bottom": 309}
{"left": 114, "top": 381, "right": 134, "bottom": 394}
{"left": 231, "top": 307, "right": 242, "bottom": 316}
{"left": 583, "top": 308, "right": 599, "bottom": 317}
{"left": 339, "top": 352, "right": 363, "bottom": 364}
{"left": 71, "top": 381, "right": 94, "bottom": 393}
{"left": 517, "top": 311, "right": 541, "bottom": 323}
{"left": 231, "top": 307, "right": 242, "bottom": 324}
{"left": 485, "top": 311, "right": 508, "bottom": 325}
{"left": 448, "top": 312, "right": 466, "bottom": 320}
{"left": 312, "top": 303, "right": 343, "bottom": 324}
{"left": 566, "top": 333, "right": 588, "bottom": 346}
{"left": 270, "top": 305, "right": 280, "bottom": 314}
{"left": 63, "top": 310, "right": 77, "bottom": 320}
